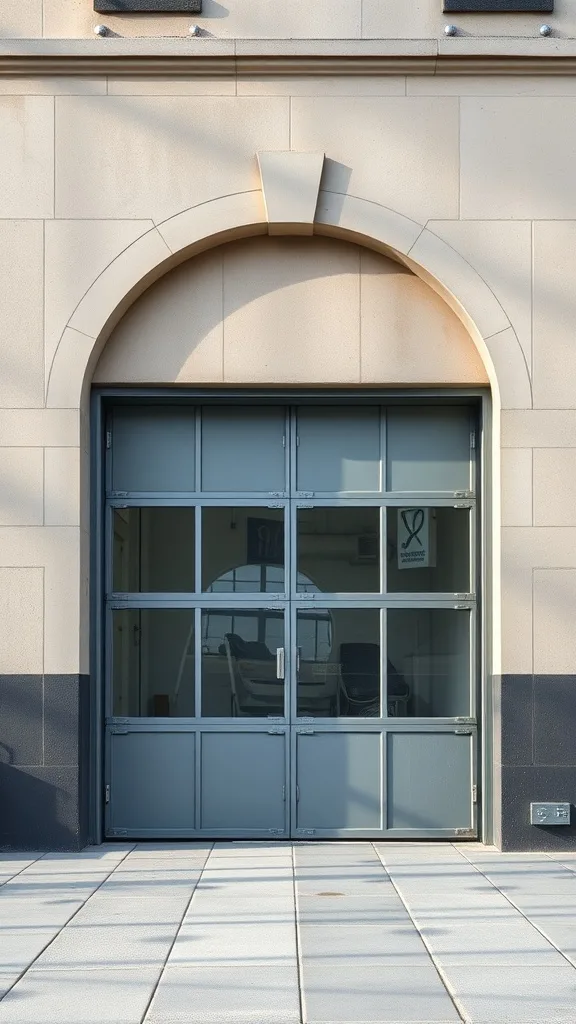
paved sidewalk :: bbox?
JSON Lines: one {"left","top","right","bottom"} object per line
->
{"left": 2, "top": 842, "right": 576, "bottom": 1023}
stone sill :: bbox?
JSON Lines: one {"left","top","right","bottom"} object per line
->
{"left": 2, "top": 36, "right": 576, "bottom": 75}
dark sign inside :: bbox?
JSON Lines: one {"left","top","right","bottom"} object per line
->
{"left": 444, "top": 0, "right": 553, "bottom": 9}
{"left": 94, "top": 0, "right": 202, "bottom": 12}
{"left": 246, "top": 518, "right": 284, "bottom": 568}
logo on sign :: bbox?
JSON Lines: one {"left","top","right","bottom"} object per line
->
{"left": 397, "top": 508, "right": 435, "bottom": 569}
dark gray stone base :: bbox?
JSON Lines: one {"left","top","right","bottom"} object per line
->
{"left": 0, "top": 675, "right": 90, "bottom": 851}
{"left": 499, "top": 674, "right": 576, "bottom": 851}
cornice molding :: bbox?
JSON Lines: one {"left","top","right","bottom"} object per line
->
{"left": 2, "top": 37, "right": 576, "bottom": 76}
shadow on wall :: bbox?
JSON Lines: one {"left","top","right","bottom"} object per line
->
{"left": 92, "top": 233, "right": 486, "bottom": 384}
{"left": 0, "top": 762, "right": 82, "bottom": 851}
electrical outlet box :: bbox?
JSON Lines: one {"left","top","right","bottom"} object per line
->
{"left": 530, "top": 802, "right": 571, "bottom": 826}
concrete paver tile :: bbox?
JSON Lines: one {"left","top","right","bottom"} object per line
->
{"left": 144, "top": 965, "right": 301, "bottom": 1023}
{"left": 298, "top": 923, "right": 430, "bottom": 965}
{"left": 169, "top": 920, "right": 297, "bottom": 966}
{"left": 301, "top": 964, "right": 460, "bottom": 1022}
{"left": 446, "top": 964, "right": 576, "bottom": 1022}
{"left": 132, "top": 843, "right": 213, "bottom": 854}
{"left": 296, "top": 895, "right": 408, "bottom": 924}
{"left": 185, "top": 895, "right": 295, "bottom": 922}
{"left": 33, "top": 922, "right": 181, "bottom": 970}
{"left": 0, "top": 967, "right": 162, "bottom": 1023}
{"left": 414, "top": 914, "right": 564, "bottom": 966}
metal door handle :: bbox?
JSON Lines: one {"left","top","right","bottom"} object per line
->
{"left": 276, "top": 647, "right": 285, "bottom": 680}
{"left": 296, "top": 646, "right": 301, "bottom": 672}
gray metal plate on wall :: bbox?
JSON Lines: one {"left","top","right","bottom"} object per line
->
{"left": 94, "top": 0, "right": 202, "bottom": 13}
{"left": 444, "top": 0, "right": 553, "bottom": 10}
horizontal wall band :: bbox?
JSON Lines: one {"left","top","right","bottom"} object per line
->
{"left": 2, "top": 38, "right": 576, "bottom": 76}
{"left": 3, "top": 54, "right": 576, "bottom": 76}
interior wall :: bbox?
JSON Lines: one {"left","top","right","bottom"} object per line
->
{"left": 93, "top": 236, "right": 488, "bottom": 388}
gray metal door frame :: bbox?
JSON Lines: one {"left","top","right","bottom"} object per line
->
{"left": 91, "top": 391, "right": 486, "bottom": 844}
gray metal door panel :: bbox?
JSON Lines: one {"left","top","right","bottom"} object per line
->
{"left": 199, "top": 730, "right": 287, "bottom": 834}
{"left": 107, "top": 730, "right": 195, "bottom": 836}
{"left": 201, "top": 407, "right": 287, "bottom": 493}
{"left": 294, "top": 730, "right": 383, "bottom": 835}
{"left": 386, "top": 407, "right": 472, "bottom": 493}
{"left": 296, "top": 407, "right": 381, "bottom": 494}
{"left": 386, "top": 730, "right": 475, "bottom": 835}
{"left": 112, "top": 407, "right": 196, "bottom": 494}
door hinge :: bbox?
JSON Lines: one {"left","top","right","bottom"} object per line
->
{"left": 268, "top": 728, "right": 284, "bottom": 735}
{"left": 455, "top": 827, "right": 475, "bottom": 837}
{"left": 267, "top": 504, "right": 283, "bottom": 509}
{"left": 297, "top": 728, "right": 315, "bottom": 735}
{"left": 470, "top": 431, "right": 476, "bottom": 450}
{"left": 267, "top": 828, "right": 285, "bottom": 835}
{"left": 106, "top": 430, "right": 112, "bottom": 449}
{"left": 108, "top": 828, "right": 128, "bottom": 837}
{"left": 110, "top": 720, "right": 129, "bottom": 735}
{"left": 455, "top": 728, "right": 473, "bottom": 735}
{"left": 105, "top": 784, "right": 110, "bottom": 804}
{"left": 472, "top": 785, "right": 478, "bottom": 804}
{"left": 297, "top": 828, "right": 315, "bottom": 836}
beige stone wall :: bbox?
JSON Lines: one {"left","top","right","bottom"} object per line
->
{"left": 93, "top": 237, "right": 487, "bottom": 386}
{"left": 3, "top": 0, "right": 576, "bottom": 39}
{"left": 0, "top": 71, "right": 575, "bottom": 682}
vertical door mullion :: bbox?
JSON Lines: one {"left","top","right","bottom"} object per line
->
{"left": 381, "top": 607, "right": 388, "bottom": 720}
{"left": 380, "top": 505, "right": 387, "bottom": 597}
{"left": 194, "top": 406, "right": 202, "bottom": 494}
{"left": 194, "top": 506, "right": 202, "bottom": 596}
{"left": 194, "top": 607, "right": 202, "bottom": 719}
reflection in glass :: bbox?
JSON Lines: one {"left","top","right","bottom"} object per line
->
{"left": 201, "top": 609, "right": 284, "bottom": 717}
{"left": 113, "top": 508, "right": 195, "bottom": 593}
{"left": 202, "top": 507, "right": 285, "bottom": 593}
{"left": 387, "top": 609, "right": 470, "bottom": 717}
{"left": 112, "top": 608, "right": 195, "bottom": 717}
{"left": 387, "top": 507, "right": 471, "bottom": 594}
{"left": 297, "top": 507, "right": 380, "bottom": 593}
{"left": 297, "top": 608, "right": 381, "bottom": 718}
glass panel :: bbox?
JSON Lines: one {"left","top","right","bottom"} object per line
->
{"left": 202, "top": 507, "right": 285, "bottom": 593}
{"left": 297, "top": 608, "right": 380, "bottom": 718}
{"left": 112, "top": 407, "right": 195, "bottom": 493}
{"left": 113, "top": 508, "right": 195, "bottom": 593}
{"left": 387, "top": 608, "right": 471, "bottom": 717}
{"left": 386, "top": 407, "right": 472, "bottom": 493}
{"left": 297, "top": 507, "right": 380, "bottom": 594}
{"left": 297, "top": 407, "right": 381, "bottom": 493}
{"left": 112, "top": 608, "right": 195, "bottom": 717}
{"left": 201, "top": 609, "right": 285, "bottom": 717}
{"left": 201, "top": 407, "right": 286, "bottom": 493}
{"left": 386, "top": 507, "right": 470, "bottom": 594}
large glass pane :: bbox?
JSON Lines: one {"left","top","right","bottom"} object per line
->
{"left": 201, "top": 609, "right": 285, "bottom": 717}
{"left": 112, "top": 608, "right": 195, "bottom": 717}
{"left": 297, "top": 608, "right": 380, "bottom": 718}
{"left": 111, "top": 407, "right": 195, "bottom": 493}
{"left": 201, "top": 407, "right": 286, "bottom": 493}
{"left": 297, "top": 507, "right": 380, "bottom": 594}
{"left": 387, "top": 608, "right": 471, "bottom": 717}
{"left": 113, "top": 508, "right": 195, "bottom": 593}
{"left": 386, "top": 407, "right": 472, "bottom": 493}
{"left": 297, "top": 407, "right": 381, "bottom": 493}
{"left": 386, "top": 507, "right": 471, "bottom": 594}
{"left": 202, "top": 507, "right": 285, "bottom": 593}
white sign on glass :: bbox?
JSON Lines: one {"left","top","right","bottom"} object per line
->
{"left": 397, "top": 508, "right": 436, "bottom": 570}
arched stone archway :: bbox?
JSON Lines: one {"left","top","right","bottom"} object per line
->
{"left": 46, "top": 186, "right": 531, "bottom": 412}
